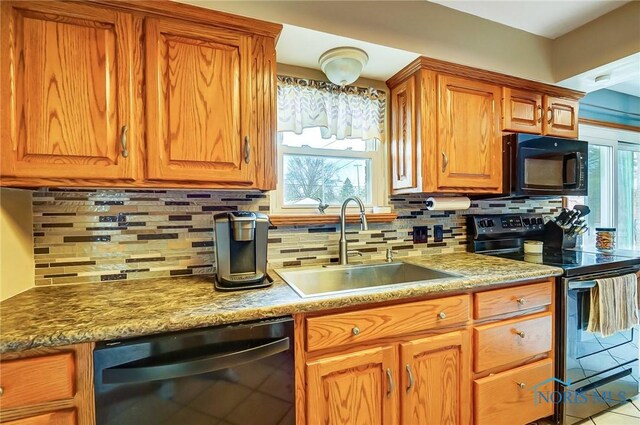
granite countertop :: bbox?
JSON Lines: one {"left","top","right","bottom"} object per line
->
{"left": 0, "top": 252, "right": 563, "bottom": 353}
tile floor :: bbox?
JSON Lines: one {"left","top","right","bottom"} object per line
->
{"left": 574, "top": 394, "right": 640, "bottom": 425}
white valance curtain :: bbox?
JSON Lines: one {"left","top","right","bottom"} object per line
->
{"left": 277, "top": 76, "right": 386, "bottom": 143}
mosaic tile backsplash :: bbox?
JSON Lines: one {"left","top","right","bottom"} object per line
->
{"left": 32, "top": 189, "right": 562, "bottom": 286}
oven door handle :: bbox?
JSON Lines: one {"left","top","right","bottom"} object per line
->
{"left": 102, "top": 337, "right": 290, "bottom": 385}
{"left": 569, "top": 280, "right": 597, "bottom": 290}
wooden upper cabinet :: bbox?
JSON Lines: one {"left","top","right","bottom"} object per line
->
{"left": 502, "top": 88, "right": 543, "bottom": 134}
{"left": 544, "top": 96, "right": 579, "bottom": 138}
{"left": 437, "top": 75, "right": 502, "bottom": 192}
{"left": 145, "top": 18, "right": 254, "bottom": 184}
{"left": 390, "top": 76, "right": 417, "bottom": 192}
{"left": 306, "top": 345, "right": 399, "bottom": 425}
{"left": 0, "top": 1, "right": 139, "bottom": 180}
{"left": 400, "top": 331, "right": 471, "bottom": 425}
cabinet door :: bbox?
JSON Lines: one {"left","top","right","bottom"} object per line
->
{"left": 145, "top": 18, "right": 254, "bottom": 184}
{"left": 502, "top": 88, "right": 543, "bottom": 134}
{"left": 390, "top": 76, "right": 417, "bottom": 192}
{"left": 543, "top": 96, "right": 579, "bottom": 138}
{"left": 0, "top": 2, "right": 138, "bottom": 181}
{"left": 437, "top": 75, "right": 502, "bottom": 192}
{"left": 6, "top": 410, "right": 76, "bottom": 425}
{"left": 400, "top": 330, "right": 471, "bottom": 425}
{"left": 306, "top": 345, "right": 399, "bottom": 425}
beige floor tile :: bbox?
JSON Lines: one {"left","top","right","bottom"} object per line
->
{"left": 566, "top": 415, "right": 595, "bottom": 424}
{"left": 609, "top": 401, "right": 640, "bottom": 418}
{"left": 591, "top": 411, "right": 640, "bottom": 425}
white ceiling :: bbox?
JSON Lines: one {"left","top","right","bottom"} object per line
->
{"left": 276, "top": 25, "right": 420, "bottom": 81}
{"left": 558, "top": 52, "right": 640, "bottom": 97}
{"left": 429, "top": 0, "right": 631, "bottom": 39}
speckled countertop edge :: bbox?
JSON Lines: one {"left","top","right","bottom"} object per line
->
{"left": 0, "top": 253, "right": 563, "bottom": 353}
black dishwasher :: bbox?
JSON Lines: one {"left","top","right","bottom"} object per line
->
{"left": 94, "top": 317, "right": 294, "bottom": 425}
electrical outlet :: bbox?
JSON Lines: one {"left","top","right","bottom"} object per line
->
{"left": 413, "top": 226, "right": 429, "bottom": 244}
{"left": 433, "top": 225, "right": 444, "bottom": 242}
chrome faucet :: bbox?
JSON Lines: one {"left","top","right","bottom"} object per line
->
{"left": 338, "top": 196, "right": 368, "bottom": 265}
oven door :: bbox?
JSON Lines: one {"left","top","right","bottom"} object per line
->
{"left": 558, "top": 268, "right": 640, "bottom": 424}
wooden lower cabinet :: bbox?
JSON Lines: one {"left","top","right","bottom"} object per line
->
{"left": 0, "top": 344, "right": 94, "bottom": 425}
{"left": 400, "top": 331, "right": 470, "bottom": 425}
{"left": 5, "top": 410, "right": 76, "bottom": 425}
{"left": 306, "top": 344, "right": 399, "bottom": 425}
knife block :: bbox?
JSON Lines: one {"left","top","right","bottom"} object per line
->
{"left": 544, "top": 221, "right": 577, "bottom": 249}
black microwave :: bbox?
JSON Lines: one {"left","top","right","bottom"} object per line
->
{"left": 504, "top": 133, "right": 588, "bottom": 197}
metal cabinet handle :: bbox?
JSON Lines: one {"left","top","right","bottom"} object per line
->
{"left": 406, "top": 364, "right": 414, "bottom": 393}
{"left": 517, "top": 382, "right": 526, "bottom": 389}
{"left": 517, "top": 298, "right": 526, "bottom": 305}
{"left": 386, "top": 368, "right": 394, "bottom": 399}
{"left": 547, "top": 106, "right": 553, "bottom": 124}
{"left": 352, "top": 326, "right": 361, "bottom": 336}
{"left": 515, "top": 330, "right": 526, "bottom": 338}
{"left": 438, "top": 312, "right": 447, "bottom": 319}
{"left": 244, "top": 136, "right": 250, "bottom": 164}
{"left": 537, "top": 105, "right": 544, "bottom": 123}
{"left": 441, "top": 151, "right": 448, "bottom": 172}
{"left": 120, "top": 125, "right": 129, "bottom": 158}
{"left": 0, "top": 386, "right": 4, "bottom": 396}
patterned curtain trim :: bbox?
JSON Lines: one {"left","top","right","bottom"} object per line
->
{"left": 277, "top": 75, "right": 387, "bottom": 143}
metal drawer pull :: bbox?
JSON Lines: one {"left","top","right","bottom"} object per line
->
{"left": 517, "top": 298, "right": 526, "bottom": 305}
{"left": 438, "top": 312, "right": 446, "bottom": 319}
{"left": 244, "top": 136, "right": 251, "bottom": 164}
{"left": 386, "top": 368, "right": 394, "bottom": 399}
{"left": 517, "top": 382, "right": 526, "bottom": 389}
{"left": 120, "top": 125, "right": 129, "bottom": 158}
{"left": 537, "top": 105, "right": 543, "bottom": 123}
{"left": 441, "top": 152, "right": 448, "bottom": 172}
{"left": 0, "top": 386, "right": 4, "bottom": 396}
{"left": 515, "top": 330, "right": 526, "bottom": 338}
{"left": 352, "top": 326, "right": 361, "bottom": 336}
{"left": 406, "top": 364, "right": 414, "bottom": 393}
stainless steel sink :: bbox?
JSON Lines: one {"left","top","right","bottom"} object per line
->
{"left": 275, "top": 262, "right": 458, "bottom": 297}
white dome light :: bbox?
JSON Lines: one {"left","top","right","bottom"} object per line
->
{"left": 319, "top": 47, "right": 369, "bottom": 86}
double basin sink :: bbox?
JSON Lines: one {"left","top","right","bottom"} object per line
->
{"left": 275, "top": 261, "right": 458, "bottom": 297}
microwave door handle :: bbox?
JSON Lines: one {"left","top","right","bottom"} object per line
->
{"left": 563, "top": 152, "right": 579, "bottom": 188}
{"left": 102, "top": 337, "right": 290, "bottom": 385}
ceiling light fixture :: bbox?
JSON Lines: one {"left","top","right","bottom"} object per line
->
{"left": 594, "top": 74, "right": 611, "bottom": 83}
{"left": 319, "top": 47, "right": 369, "bottom": 86}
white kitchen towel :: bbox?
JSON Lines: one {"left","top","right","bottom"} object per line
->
{"left": 587, "top": 273, "right": 639, "bottom": 337}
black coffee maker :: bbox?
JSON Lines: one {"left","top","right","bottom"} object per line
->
{"left": 213, "top": 211, "right": 270, "bottom": 291}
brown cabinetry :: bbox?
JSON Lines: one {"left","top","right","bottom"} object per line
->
{"left": 0, "top": 344, "right": 94, "bottom": 425}
{"left": 0, "top": 1, "right": 139, "bottom": 181}
{"left": 306, "top": 344, "right": 398, "bottom": 425}
{"left": 502, "top": 88, "right": 579, "bottom": 138}
{"left": 387, "top": 57, "right": 583, "bottom": 195}
{"left": 437, "top": 75, "right": 503, "bottom": 192}
{"left": 400, "top": 331, "right": 470, "bottom": 425}
{"left": 0, "top": 1, "right": 280, "bottom": 189}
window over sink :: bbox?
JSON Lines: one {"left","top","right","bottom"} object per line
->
{"left": 273, "top": 76, "right": 387, "bottom": 214}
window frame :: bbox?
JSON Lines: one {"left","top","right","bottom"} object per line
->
{"left": 578, "top": 123, "right": 640, "bottom": 246}
{"left": 272, "top": 131, "right": 388, "bottom": 214}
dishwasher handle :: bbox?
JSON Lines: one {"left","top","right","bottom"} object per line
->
{"left": 102, "top": 337, "right": 289, "bottom": 385}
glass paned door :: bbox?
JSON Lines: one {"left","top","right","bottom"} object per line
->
{"left": 617, "top": 142, "right": 640, "bottom": 249}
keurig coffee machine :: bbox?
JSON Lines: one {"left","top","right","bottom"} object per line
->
{"left": 213, "top": 211, "right": 270, "bottom": 291}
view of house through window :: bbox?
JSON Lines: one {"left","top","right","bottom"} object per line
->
{"left": 279, "top": 128, "right": 380, "bottom": 208}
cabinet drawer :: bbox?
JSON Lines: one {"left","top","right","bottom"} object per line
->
{"left": 0, "top": 353, "right": 75, "bottom": 409}
{"left": 5, "top": 410, "right": 77, "bottom": 425}
{"left": 306, "top": 295, "right": 470, "bottom": 352}
{"left": 474, "top": 358, "right": 554, "bottom": 425}
{"left": 474, "top": 313, "right": 552, "bottom": 372}
{"left": 474, "top": 280, "right": 553, "bottom": 319}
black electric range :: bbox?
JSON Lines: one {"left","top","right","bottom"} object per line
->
{"left": 468, "top": 213, "right": 640, "bottom": 276}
